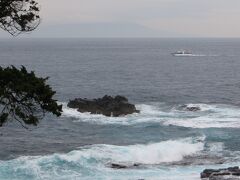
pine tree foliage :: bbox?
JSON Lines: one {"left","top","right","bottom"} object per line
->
{"left": 0, "top": 0, "right": 40, "bottom": 36}
{"left": 0, "top": 66, "right": 62, "bottom": 128}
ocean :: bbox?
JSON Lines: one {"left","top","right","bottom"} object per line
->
{"left": 0, "top": 38, "right": 240, "bottom": 179}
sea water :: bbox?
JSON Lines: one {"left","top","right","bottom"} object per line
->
{"left": 0, "top": 38, "right": 240, "bottom": 179}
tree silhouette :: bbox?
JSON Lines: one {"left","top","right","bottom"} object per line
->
{"left": 0, "top": 66, "right": 62, "bottom": 128}
{"left": 0, "top": 1, "right": 63, "bottom": 128}
{"left": 0, "top": 0, "right": 40, "bottom": 36}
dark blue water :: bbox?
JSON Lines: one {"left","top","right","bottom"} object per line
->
{"left": 0, "top": 38, "right": 240, "bottom": 179}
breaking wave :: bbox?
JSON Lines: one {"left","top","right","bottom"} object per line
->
{"left": 164, "top": 103, "right": 240, "bottom": 128}
{"left": 0, "top": 137, "right": 205, "bottom": 180}
{"left": 62, "top": 102, "right": 240, "bottom": 128}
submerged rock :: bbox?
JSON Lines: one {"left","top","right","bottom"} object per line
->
{"left": 201, "top": 166, "right": 240, "bottom": 179}
{"left": 111, "top": 163, "right": 128, "bottom": 169}
{"left": 67, "top": 95, "right": 140, "bottom": 117}
{"left": 181, "top": 105, "right": 201, "bottom": 112}
{"left": 110, "top": 163, "right": 140, "bottom": 169}
{"left": 186, "top": 106, "right": 201, "bottom": 111}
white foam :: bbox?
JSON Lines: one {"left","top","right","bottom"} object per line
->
{"left": 164, "top": 104, "right": 240, "bottom": 128}
{"left": 62, "top": 102, "right": 240, "bottom": 128}
{"left": 188, "top": 54, "right": 206, "bottom": 57}
{"left": 7, "top": 136, "right": 240, "bottom": 180}
{"left": 164, "top": 117, "right": 240, "bottom": 128}
{"left": 0, "top": 137, "right": 205, "bottom": 169}
{"left": 183, "top": 103, "right": 217, "bottom": 111}
{"left": 61, "top": 102, "right": 177, "bottom": 125}
{"left": 75, "top": 136, "right": 204, "bottom": 165}
{"left": 206, "top": 142, "right": 225, "bottom": 155}
{"left": 62, "top": 103, "right": 131, "bottom": 125}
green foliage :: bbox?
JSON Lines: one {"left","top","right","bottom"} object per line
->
{"left": 0, "top": 0, "right": 40, "bottom": 36}
{"left": 0, "top": 66, "right": 62, "bottom": 128}
{"left": 0, "top": 1, "right": 61, "bottom": 128}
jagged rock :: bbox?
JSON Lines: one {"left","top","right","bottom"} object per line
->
{"left": 110, "top": 163, "right": 140, "bottom": 169}
{"left": 186, "top": 106, "right": 201, "bottom": 111}
{"left": 201, "top": 166, "right": 240, "bottom": 179}
{"left": 68, "top": 95, "right": 140, "bottom": 117}
{"left": 181, "top": 105, "right": 201, "bottom": 112}
{"left": 111, "top": 163, "right": 128, "bottom": 169}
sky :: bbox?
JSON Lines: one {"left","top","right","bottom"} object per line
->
{"left": 1, "top": 0, "right": 240, "bottom": 38}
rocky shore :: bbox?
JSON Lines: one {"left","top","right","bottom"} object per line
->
{"left": 201, "top": 166, "right": 240, "bottom": 179}
{"left": 67, "top": 95, "right": 140, "bottom": 117}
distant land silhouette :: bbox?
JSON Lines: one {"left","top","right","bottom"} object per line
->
{"left": 0, "top": 23, "right": 183, "bottom": 38}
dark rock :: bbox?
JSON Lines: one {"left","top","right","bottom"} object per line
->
{"left": 110, "top": 163, "right": 141, "bottom": 169}
{"left": 201, "top": 166, "right": 240, "bottom": 179}
{"left": 201, "top": 169, "right": 221, "bottom": 178}
{"left": 232, "top": 172, "right": 240, "bottom": 176}
{"left": 211, "top": 172, "right": 231, "bottom": 176}
{"left": 228, "top": 167, "right": 240, "bottom": 172}
{"left": 186, "top": 106, "right": 201, "bottom": 112}
{"left": 68, "top": 95, "right": 140, "bottom": 117}
{"left": 133, "top": 163, "right": 140, "bottom": 167}
{"left": 111, "top": 163, "right": 128, "bottom": 169}
{"left": 179, "top": 105, "right": 201, "bottom": 112}
{"left": 209, "top": 177, "right": 239, "bottom": 180}
{"left": 115, "top": 95, "right": 128, "bottom": 103}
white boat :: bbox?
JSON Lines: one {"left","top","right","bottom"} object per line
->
{"left": 172, "top": 50, "right": 193, "bottom": 57}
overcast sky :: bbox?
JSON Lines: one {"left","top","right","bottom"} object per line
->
{"left": 1, "top": 0, "right": 240, "bottom": 38}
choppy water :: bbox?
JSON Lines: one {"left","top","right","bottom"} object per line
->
{"left": 0, "top": 38, "right": 240, "bottom": 179}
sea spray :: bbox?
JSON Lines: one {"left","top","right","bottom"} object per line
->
{"left": 62, "top": 102, "right": 240, "bottom": 128}
{"left": 0, "top": 137, "right": 204, "bottom": 180}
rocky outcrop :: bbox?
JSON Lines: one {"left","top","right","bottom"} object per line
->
{"left": 201, "top": 166, "right": 240, "bottom": 179}
{"left": 181, "top": 105, "right": 201, "bottom": 112}
{"left": 110, "top": 163, "right": 140, "bottom": 169}
{"left": 67, "top": 95, "right": 140, "bottom": 117}
{"left": 186, "top": 106, "right": 201, "bottom": 111}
